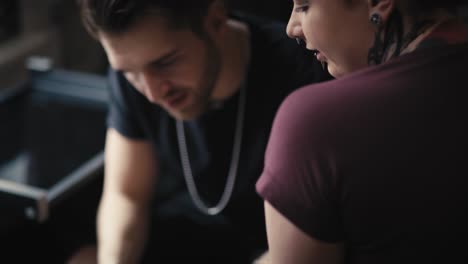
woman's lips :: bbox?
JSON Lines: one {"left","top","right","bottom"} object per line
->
{"left": 315, "top": 51, "right": 326, "bottom": 62}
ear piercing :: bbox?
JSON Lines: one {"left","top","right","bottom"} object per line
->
{"left": 370, "top": 13, "right": 382, "bottom": 26}
{"left": 368, "top": 13, "right": 385, "bottom": 65}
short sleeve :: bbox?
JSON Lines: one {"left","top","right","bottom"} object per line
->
{"left": 106, "top": 69, "right": 146, "bottom": 139}
{"left": 256, "top": 87, "right": 343, "bottom": 243}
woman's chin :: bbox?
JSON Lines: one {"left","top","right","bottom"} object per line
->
{"left": 327, "top": 63, "right": 349, "bottom": 79}
{"left": 327, "top": 64, "right": 340, "bottom": 78}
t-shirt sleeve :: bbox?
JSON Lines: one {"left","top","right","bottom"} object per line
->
{"left": 106, "top": 69, "right": 146, "bottom": 139}
{"left": 256, "top": 87, "right": 343, "bottom": 243}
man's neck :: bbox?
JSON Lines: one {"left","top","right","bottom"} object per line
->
{"left": 210, "top": 19, "right": 251, "bottom": 102}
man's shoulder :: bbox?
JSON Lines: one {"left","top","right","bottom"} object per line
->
{"left": 231, "top": 12, "right": 297, "bottom": 56}
{"left": 234, "top": 13, "right": 319, "bottom": 85}
{"left": 234, "top": 13, "right": 328, "bottom": 85}
{"left": 107, "top": 68, "right": 166, "bottom": 115}
{"left": 107, "top": 69, "right": 138, "bottom": 101}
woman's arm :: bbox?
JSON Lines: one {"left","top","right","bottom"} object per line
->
{"left": 264, "top": 201, "right": 344, "bottom": 264}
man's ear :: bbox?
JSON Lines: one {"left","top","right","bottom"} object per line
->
{"left": 368, "top": 0, "right": 396, "bottom": 25}
{"left": 204, "top": 0, "right": 228, "bottom": 36}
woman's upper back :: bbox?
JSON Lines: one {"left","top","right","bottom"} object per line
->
{"left": 259, "top": 21, "right": 468, "bottom": 263}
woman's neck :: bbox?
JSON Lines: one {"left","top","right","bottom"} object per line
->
{"left": 383, "top": 9, "right": 457, "bottom": 61}
{"left": 401, "top": 10, "right": 457, "bottom": 54}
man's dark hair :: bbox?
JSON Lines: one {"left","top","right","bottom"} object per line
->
{"left": 76, "top": 0, "right": 217, "bottom": 37}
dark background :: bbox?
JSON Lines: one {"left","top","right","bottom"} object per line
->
{"left": 1, "top": 1, "right": 468, "bottom": 263}
{"left": 0, "top": 0, "right": 19, "bottom": 42}
{"left": 0, "top": 1, "right": 294, "bottom": 263}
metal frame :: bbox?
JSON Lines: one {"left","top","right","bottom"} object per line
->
{"left": 0, "top": 66, "right": 108, "bottom": 222}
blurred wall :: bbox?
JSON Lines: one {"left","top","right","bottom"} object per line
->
{"left": 0, "top": 0, "right": 292, "bottom": 90}
{"left": 0, "top": 0, "right": 109, "bottom": 90}
{"left": 50, "top": 0, "right": 108, "bottom": 74}
{"left": 0, "top": 0, "right": 61, "bottom": 88}
{"left": 1, "top": 1, "right": 467, "bottom": 90}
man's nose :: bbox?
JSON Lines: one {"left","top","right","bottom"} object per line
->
{"left": 140, "top": 72, "right": 170, "bottom": 104}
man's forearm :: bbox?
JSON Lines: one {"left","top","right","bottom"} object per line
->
{"left": 97, "top": 195, "right": 150, "bottom": 264}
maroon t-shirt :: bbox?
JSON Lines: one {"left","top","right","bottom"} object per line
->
{"left": 257, "top": 22, "right": 468, "bottom": 263}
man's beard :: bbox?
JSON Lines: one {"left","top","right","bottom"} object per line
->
{"left": 177, "top": 37, "right": 222, "bottom": 120}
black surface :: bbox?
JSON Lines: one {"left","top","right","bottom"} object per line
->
{"left": 0, "top": 70, "right": 108, "bottom": 263}
{"left": 0, "top": 0, "right": 20, "bottom": 42}
{"left": 0, "top": 81, "right": 106, "bottom": 190}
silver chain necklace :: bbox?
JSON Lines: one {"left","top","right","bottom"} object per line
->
{"left": 176, "top": 84, "right": 246, "bottom": 215}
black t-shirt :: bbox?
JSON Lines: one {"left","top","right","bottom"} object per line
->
{"left": 107, "top": 12, "right": 331, "bottom": 241}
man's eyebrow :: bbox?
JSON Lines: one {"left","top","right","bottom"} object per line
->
{"left": 116, "top": 49, "right": 179, "bottom": 72}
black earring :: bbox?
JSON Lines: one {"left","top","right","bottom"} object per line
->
{"left": 368, "top": 13, "right": 384, "bottom": 65}
{"left": 370, "top": 13, "right": 382, "bottom": 26}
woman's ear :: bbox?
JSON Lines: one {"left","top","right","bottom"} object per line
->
{"left": 368, "top": 0, "right": 395, "bottom": 24}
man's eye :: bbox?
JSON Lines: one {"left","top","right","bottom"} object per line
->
{"left": 155, "top": 58, "right": 178, "bottom": 68}
{"left": 158, "top": 60, "right": 174, "bottom": 67}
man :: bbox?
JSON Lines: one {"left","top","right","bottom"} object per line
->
{"left": 70, "top": 0, "right": 330, "bottom": 263}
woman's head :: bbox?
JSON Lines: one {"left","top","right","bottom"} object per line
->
{"left": 287, "top": 0, "right": 463, "bottom": 78}
{"left": 287, "top": 0, "right": 377, "bottom": 78}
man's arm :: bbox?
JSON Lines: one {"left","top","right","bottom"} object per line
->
{"left": 264, "top": 201, "right": 344, "bottom": 264}
{"left": 97, "top": 128, "right": 158, "bottom": 264}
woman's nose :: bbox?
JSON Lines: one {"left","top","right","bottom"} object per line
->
{"left": 286, "top": 12, "right": 302, "bottom": 39}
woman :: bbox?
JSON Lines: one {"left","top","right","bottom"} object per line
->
{"left": 256, "top": 0, "right": 468, "bottom": 263}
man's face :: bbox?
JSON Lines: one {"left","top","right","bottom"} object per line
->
{"left": 99, "top": 14, "right": 221, "bottom": 120}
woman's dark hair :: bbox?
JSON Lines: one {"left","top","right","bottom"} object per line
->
{"left": 368, "top": 0, "right": 465, "bottom": 65}
{"left": 405, "top": 0, "right": 464, "bottom": 16}
{"left": 76, "top": 0, "right": 217, "bottom": 37}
